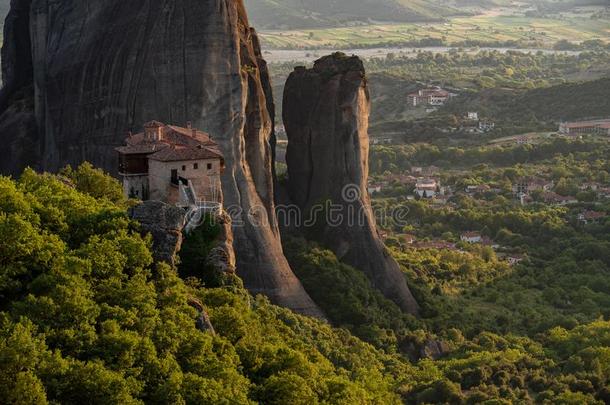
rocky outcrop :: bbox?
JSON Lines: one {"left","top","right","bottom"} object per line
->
{"left": 129, "top": 201, "right": 220, "bottom": 334}
{"left": 188, "top": 296, "right": 215, "bottom": 335}
{"left": 130, "top": 200, "right": 234, "bottom": 282}
{"left": 129, "top": 200, "right": 186, "bottom": 267}
{"left": 128, "top": 201, "right": 218, "bottom": 334}
{"left": 420, "top": 339, "right": 450, "bottom": 360}
{"left": 0, "top": 0, "right": 323, "bottom": 317}
{"left": 282, "top": 53, "right": 419, "bottom": 315}
{"left": 204, "top": 210, "right": 237, "bottom": 278}
{"left": 401, "top": 338, "right": 450, "bottom": 361}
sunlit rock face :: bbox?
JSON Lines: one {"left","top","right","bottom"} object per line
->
{"left": 283, "top": 53, "right": 420, "bottom": 315}
{"left": 0, "top": 0, "right": 323, "bottom": 318}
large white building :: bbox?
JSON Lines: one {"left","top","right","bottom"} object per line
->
{"left": 116, "top": 121, "right": 224, "bottom": 206}
{"left": 559, "top": 119, "right": 610, "bottom": 136}
{"left": 407, "top": 87, "right": 453, "bottom": 107}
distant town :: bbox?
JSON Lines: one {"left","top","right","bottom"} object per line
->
{"left": 367, "top": 104, "right": 610, "bottom": 264}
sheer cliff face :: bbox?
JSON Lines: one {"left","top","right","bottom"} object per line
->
{"left": 283, "top": 54, "right": 420, "bottom": 315}
{"left": 0, "top": 0, "right": 323, "bottom": 317}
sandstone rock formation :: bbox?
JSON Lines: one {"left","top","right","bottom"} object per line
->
{"left": 129, "top": 200, "right": 223, "bottom": 334}
{"left": 203, "top": 210, "right": 237, "bottom": 278}
{"left": 129, "top": 200, "right": 186, "bottom": 267}
{"left": 0, "top": 0, "right": 322, "bottom": 317}
{"left": 129, "top": 200, "right": 232, "bottom": 286}
{"left": 282, "top": 53, "right": 419, "bottom": 315}
{"left": 188, "top": 296, "right": 216, "bottom": 335}
{"left": 401, "top": 338, "right": 450, "bottom": 362}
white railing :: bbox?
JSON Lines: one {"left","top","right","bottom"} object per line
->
{"left": 179, "top": 180, "right": 223, "bottom": 233}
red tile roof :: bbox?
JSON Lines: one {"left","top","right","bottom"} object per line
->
{"left": 148, "top": 145, "right": 223, "bottom": 162}
{"left": 561, "top": 119, "right": 610, "bottom": 129}
{"left": 125, "top": 126, "right": 212, "bottom": 148}
{"left": 461, "top": 231, "right": 481, "bottom": 238}
{"left": 116, "top": 121, "right": 223, "bottom": 163}
{"left": 582, "top": 211, "right": 606, "bottom": 220}
{"left": 542, "top": 192, "right": 577, "bottom": 203}
{"left": 115, "top": 143, "right": 169, "bottom": 155}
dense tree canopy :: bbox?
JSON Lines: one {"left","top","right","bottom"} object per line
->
{"left": 1, "top": 166, "right": 608, "bottom": 404}
{"left": 0, "top": 167, "right": 402, "bottom": 404}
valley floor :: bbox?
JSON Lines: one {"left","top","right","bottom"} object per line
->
{"left": 258, "top": 8, "right": 610, "bottom": 51}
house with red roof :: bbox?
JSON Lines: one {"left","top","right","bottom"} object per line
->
{"left": 460, "top": 232, "right": 482, "bottom": 244}
{"left": 579, "top": 182, "right": 600, "bottom": 192}
{"left": 388, "top": 173, "right": 418, "bottom": 185}
{"left": 401, "top": 234, "right": 416, "bottom": 244}
{"left": 598, "top": 187, "right": 610, "bottom": 199}
{"left": 578, "top": 211, "right": 607, "bottom": 225}
{"left": 507, "top": 254, "right": 525, "bottom": 266}
{"left": 512, "top": 177, "right": 554, "bottom": 195}
{"left": 116, "top": 121, "right": 224, "bottom": 205}
{"left": 541, "top": 192, "right": 578, "bottom": 206}
{"left": 367, "top": 183, "right": 383, "bottom": 194}
{"left": 415, "top": 178, "right": 440, "bottom": 198}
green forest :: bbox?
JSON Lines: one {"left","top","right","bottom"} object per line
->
{"left": 2, "top": 159, "right": 607, "bottom": 403}
{"left": 0, "top": 166, "right": 402, "bottom": 404}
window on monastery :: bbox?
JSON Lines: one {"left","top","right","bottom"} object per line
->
{"left": 194, "top": 163, "right": 199, "bottom": 170}
{"left": 182, "top": 165, "right": 186, "bottom": 171}
{"left": 207, "top": 163, "right": 213, "bottom": 170}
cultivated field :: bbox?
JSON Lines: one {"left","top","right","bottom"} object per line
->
{"left": 259, "top": 12, "right": 610, "bottom": 50}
